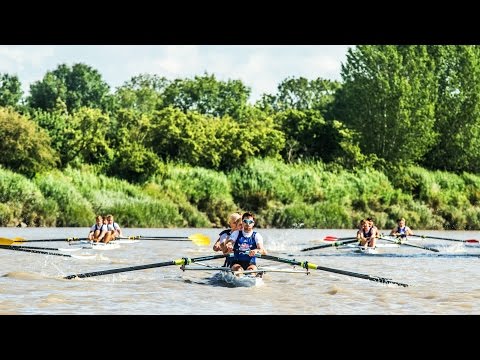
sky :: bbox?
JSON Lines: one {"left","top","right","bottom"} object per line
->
{"left": 0, "top": 45, "right": 353, "bottom": 103}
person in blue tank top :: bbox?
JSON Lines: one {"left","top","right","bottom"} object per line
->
{"left": 357, "top": 218, "right": 378, "bottom": 248}
{"left": 390, "top": 217, "right": 413, "bottom": 238}
{"left": 223, "top": 212, "right": 267, "bottom": 274}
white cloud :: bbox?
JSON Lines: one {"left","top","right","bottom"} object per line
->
{"left": 0, "top": 45, "right": 352, "bottom": 102}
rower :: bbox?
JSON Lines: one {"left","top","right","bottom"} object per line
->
{"left": 390, "top": 217, "right": 414, "bottom": 240}
{"left": 88, "top": 215, "right": 105, "bottom": 241}
{"left": 223, "top": 212, "right": 267, "bottom": 275}
{"left": 357, "top": 218, "right": 378, "bottom": 248}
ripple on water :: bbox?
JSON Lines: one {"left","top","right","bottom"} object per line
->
{"left": 2, "top": 271, "right": 45, "bottom": 280}
{"left": 38, "top": 294, "right": 69, "bottom": 307}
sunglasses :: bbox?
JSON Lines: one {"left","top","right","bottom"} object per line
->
{"left": 243, "top": 219, "right": 255, "bottom": 225}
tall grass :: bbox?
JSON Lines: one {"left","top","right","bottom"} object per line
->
{"left": 35, "top": 171, "right": 95, "bottom": 226}
{"left": 3, "top": 160, "right": 480, "bottom": 229}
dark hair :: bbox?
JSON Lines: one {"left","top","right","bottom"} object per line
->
{"left": 242, "top": 211, "right": 255, "bottom": 220}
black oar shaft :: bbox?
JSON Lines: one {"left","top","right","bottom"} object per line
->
{"left": 415, "top": 235, "right": 470, "bottom": 243}
{"left": 259, "top": 254, "right": 408, "bottom": 287}
{"left": 136, "top": 238, "right": 190, "bottom": 241}
{"left": 13, "top": 245, "right": 66, "bottom": 251}
{"left": 140, "top": 236, "right": 190, "bottom": 239}
{"left": 17, "top": 238, "right": 87, "bottom": 243}
{"left": 313, "top": 265, "right": 407, "bottom": 287}
{"left": 301, "top": 238, "right": 358, "bottom": 251}
{"left": 381, "top": 237, "right": 439, "bottom": 252}
{"left": 65, "top": 260, "right": 177, "bottom": 279}
{"left": 0, "top": 245, "right": 71, "bottom": 257}
{"left": 64, "top": 254, "right": 227, "bottom": 279}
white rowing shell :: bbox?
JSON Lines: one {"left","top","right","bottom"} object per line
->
{"left": 68, "top": 240, "right": 121, "bottom": 250}
{"left": 111, "top": 239, "right": 140, "bottom": 244}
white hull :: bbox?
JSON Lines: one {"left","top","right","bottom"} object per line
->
{"left": 68, "top": 240, "right": 121, "bottom": 250}
{"left": 113, "top": 239, "right": 140, "bottom": 244}
{"left": 343, "top": 243, "right": 400, "bottom": 255}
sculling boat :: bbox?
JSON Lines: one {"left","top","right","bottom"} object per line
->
{"left": 180, "top": 261, "right": 310, "bottom": 287}
{"left": 342, "top": 243, "right": 400, "bottom": 255}
{"left": 63, "top": 240, "right": 121, "bottom": 251}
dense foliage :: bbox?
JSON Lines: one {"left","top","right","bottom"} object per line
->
{"left": 2, "top": 45, "right": 480, "bottom": 228}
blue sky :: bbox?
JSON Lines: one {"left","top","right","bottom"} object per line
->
{"left": 0, "top": 45, "right": 353, "bottom": 103}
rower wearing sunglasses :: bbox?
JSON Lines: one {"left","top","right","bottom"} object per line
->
{"left": 223, "top": 211, "right": 267, "bottom": 275}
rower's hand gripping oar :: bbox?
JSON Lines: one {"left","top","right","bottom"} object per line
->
{"left": 64, "top": 253, "right": 227, "bottom": 279}
{"left": 379, "top": 235, "right": 440, "bottom": 252}
{"left": 256, "top": 254, "right": 408, "bottom": 287}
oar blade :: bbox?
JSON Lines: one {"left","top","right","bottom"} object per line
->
{"left": 0, "top": 237, "right": 15, "bottom": 246}
{"left": 189, "top": 233, "right": 211, "bottom": 246}
{"left": 0, "top": 237, "right": 25, "bottom": 246}
{"left": 323, "top": 236, "right": 357, "bottom": 242}
{"left": 323, "top": 236, "right": 338, "bottom": 241}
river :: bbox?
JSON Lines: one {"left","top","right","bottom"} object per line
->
{"left": 1, "top": 227, "right": 479, "bottom": 315}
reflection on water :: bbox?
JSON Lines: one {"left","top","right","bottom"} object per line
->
{"left": 0, "top": 227, "right": 479, "bottom": 314}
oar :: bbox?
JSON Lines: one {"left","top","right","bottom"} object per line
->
{"left": 0, "top": 237, "right": 26, "bottom": 246}
{"left": 379, "top": 236, "right": 439, "bottom": 252}
{"left": 411, "top": 234, "right": 479, "bottom": 244}
{"left": 133, "top": 233, "right": 211, "bottom": 246}
{"left": 257, "top": 254, "right": 408, "bottom": 287}
{"left": 9, "top": 245, "right": 81, "bottom": 252}
{"left": 323, "top": 236, "right": 358, "bottom": 242}
{"left": 301, "top": 238, "right": 359, "bottom": 252}
{"left": 64, "top": 253, "right": 227, "bottom": 279}
{"left": 0, "top": 244, "right": 72, "bottom": 257}
{"left": 0, "top": 237, "right": 85, "bottom": 245}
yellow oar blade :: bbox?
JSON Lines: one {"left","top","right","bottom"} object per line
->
{"left": 0, "top": 237, "right": 25, "bottom": 246}
{"left": 189, "top": 233, "right": 211, "bottom": 246}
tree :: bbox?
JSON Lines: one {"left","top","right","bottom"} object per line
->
{"left": 27, "top": 63, "right": 112, "bottom": 114}
{"left": 114, "top": 74, "right": 169, "bottom": 113}
{"left": 0, "top": 107, "right": 58, "bottom": 177}
{"left": 162, "top": 73, "right": 251, "bottom": 119}
{"left": 423, "top": 45, "right": 480, "bottom": 173}
{"left": 256, "top": 76, "right": 341, "bottom": 118}
{"left": 333, "top": 45, "right": 437, "bottom": 165}
{"left": 145, "top": 107, "right": 284, "bottom": 171}
{"left": 0, "top": 73, "right": 23, "bottom": 108}
{"left": 274, "top": 109, "right": 334, "bottom": 162}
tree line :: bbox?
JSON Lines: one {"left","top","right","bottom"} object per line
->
{"left": 2, "top": 45, "right": 480, "bottom": 228}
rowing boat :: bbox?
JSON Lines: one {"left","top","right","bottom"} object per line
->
{"left": 341, "top": 243, "right": 400, "bottom": 255}
{"left": 112, "top": 239, "right": 140, "bottom": 244}
{"left": 63, "top": 240, "right": 121, "bottom": 251}
{"left": 180, "top": 261, "right": 310, "bottom": 287}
